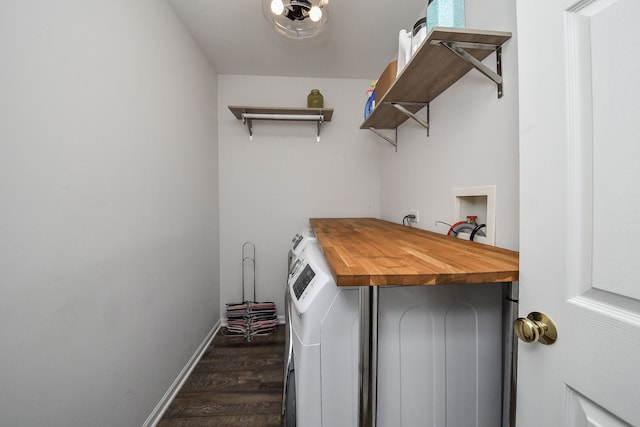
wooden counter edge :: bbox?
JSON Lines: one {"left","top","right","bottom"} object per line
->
{"left": 310, "top": 218, "right": 519, "bottom": 287}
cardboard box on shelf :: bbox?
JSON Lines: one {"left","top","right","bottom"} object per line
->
{"left": 374, "top": 60, "right": 397, "bottom": 107}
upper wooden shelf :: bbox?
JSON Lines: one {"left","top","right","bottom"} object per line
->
{"left": 360, "top": 27, "right": 512, "bottom": 131}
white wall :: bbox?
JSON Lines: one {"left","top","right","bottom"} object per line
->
{"left": 380, "top": 0, "right": 520, "bottom": 251}
{"left": 218, "top": 75, "right": 381, "bottom": 316}
{"left": 0, "top": 1, "right": 219, "bottom": 426}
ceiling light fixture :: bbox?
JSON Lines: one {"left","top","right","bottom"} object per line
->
{"left": 264, "top": 0, "right": 329, "bottom": 39}
{"left": 270, "top": 0, "right": 285, "bottom": 15}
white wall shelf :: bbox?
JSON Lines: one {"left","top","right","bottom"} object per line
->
{"left": 228, "top": 105, "right": 334, "bottom": 141}
{"left": 361, "top": 27, "right": 512, "bottom": 149}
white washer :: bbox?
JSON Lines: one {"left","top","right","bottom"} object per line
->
{"left": 286, "top": 239, "right": 359, "bottom": 427}
{"left": 377, "top": 283, "right": 505, "bottom": 427}
{"left": 291, "top": 228, "right": 316, "bottom": 255}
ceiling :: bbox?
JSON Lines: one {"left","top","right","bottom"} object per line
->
{"left": 167, "top": 0, "right": 428, "bottom": 79}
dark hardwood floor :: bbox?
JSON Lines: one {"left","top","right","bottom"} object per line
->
{"left": 159, "top": 325, "right": 285, "bottom": 427}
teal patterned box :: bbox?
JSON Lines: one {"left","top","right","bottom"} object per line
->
{"left": 426, "top": 0, "right": 465, "bottom": 33}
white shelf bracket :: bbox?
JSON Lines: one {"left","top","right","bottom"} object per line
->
{"left": 368, "top": 127, "right": 398, "bottom": 152}
{"left": 432, "top": 40, "right": 505, "bottom": 98}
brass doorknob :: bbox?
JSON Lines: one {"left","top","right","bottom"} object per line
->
{"left": 513, "top": 312, "right": 557, "bottom": 345}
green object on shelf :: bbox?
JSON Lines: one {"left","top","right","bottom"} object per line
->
{"left": 307, "top": 89, "right": 324, "bottom": 108}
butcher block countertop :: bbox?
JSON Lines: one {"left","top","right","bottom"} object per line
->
{"left": 310, "top": 218, "right": 519, "bottom": 287}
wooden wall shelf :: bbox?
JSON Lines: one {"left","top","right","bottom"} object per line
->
{"left": 229, "top": 106, "right": 334, "bottom": 141}
{"left": 361, "top": 27, "right": 512, "bottom": 148}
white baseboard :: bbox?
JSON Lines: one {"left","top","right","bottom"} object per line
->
{"left": 141, "top": 319, "right": 221, "bottom": 427}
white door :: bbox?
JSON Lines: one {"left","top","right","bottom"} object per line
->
{"left": 516, "top": 0, "right": 640, "bottom": 425}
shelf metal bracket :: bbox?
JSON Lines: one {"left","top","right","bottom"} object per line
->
{"left": 316, "top": 116, "right": 323, "bottom": 142}
{"left": 367, "top": 102, "right": 429, "bottom": 151}
{"left": 368, "top": 127, "right": 398, "bottom": 152}
{"left": 432, "top": 40, "right": 504, "bottom": 98}
{"left": 240, "top": 113, "right": 325, "bottom": 142}
{"left": 390, "top": 102, "right": 429, "bottom": 137}
{"left": 242, "top": 116, "right": 254, "bottom": 141}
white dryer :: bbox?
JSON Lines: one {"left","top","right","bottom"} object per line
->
{"left": 283, "top": 228, "right": 317, "bottom": 424}
{"left": 284, "top": 238, "right": 359, "bottom": 427}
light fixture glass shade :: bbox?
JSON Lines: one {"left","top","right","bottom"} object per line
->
{"left": 263, "top": 0, "right": 328, "bottom": 39}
